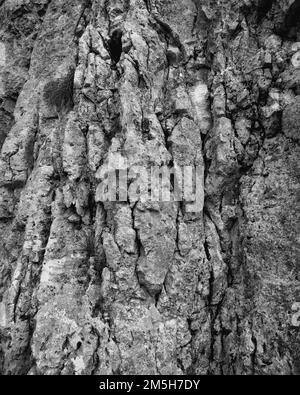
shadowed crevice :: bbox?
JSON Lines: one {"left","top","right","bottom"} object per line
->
{"left": 108, "top": 30, "right": 123, "bottom": 64}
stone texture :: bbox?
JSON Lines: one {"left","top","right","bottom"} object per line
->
{"left": 0, "top": 0, "right": 299, "bottom": 375}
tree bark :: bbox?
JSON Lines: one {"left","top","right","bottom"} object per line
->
{"left": 0, "top": 0, "right": 299, "bottom": 375}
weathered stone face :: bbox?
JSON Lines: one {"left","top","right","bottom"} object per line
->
{"left": 0, "top": 0, "right": 299, "bottom": 375}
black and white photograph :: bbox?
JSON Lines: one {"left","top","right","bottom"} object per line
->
{"left": 0, "top": 0, "right": 299, "bottom": 379}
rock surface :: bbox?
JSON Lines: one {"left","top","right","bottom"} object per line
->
{"left": 0, "top": 0, "right": 299, "bottom": 375}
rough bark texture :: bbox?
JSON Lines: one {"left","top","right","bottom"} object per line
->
{"left": 0, "top": 0, "right": 299, "bottom": 375}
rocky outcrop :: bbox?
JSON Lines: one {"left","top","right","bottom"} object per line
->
{"left": 0, "top": 0, "right": 299, "bottom": 375}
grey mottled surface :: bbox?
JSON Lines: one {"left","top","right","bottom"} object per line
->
{"left": 0, "top": 0, "right": 299, "bottom": 375}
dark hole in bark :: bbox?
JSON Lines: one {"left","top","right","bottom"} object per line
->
{"left": 76, "top": 341, "right": 82, "bottom": 350}
{"left": 280, "top": 0, "right": 300, "bottom": 39}
{"left": 257, "top": 0, "right": 274, "bottom": 21}
{"left": 108, "top": 30, "right": 123, "bottom": 64}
